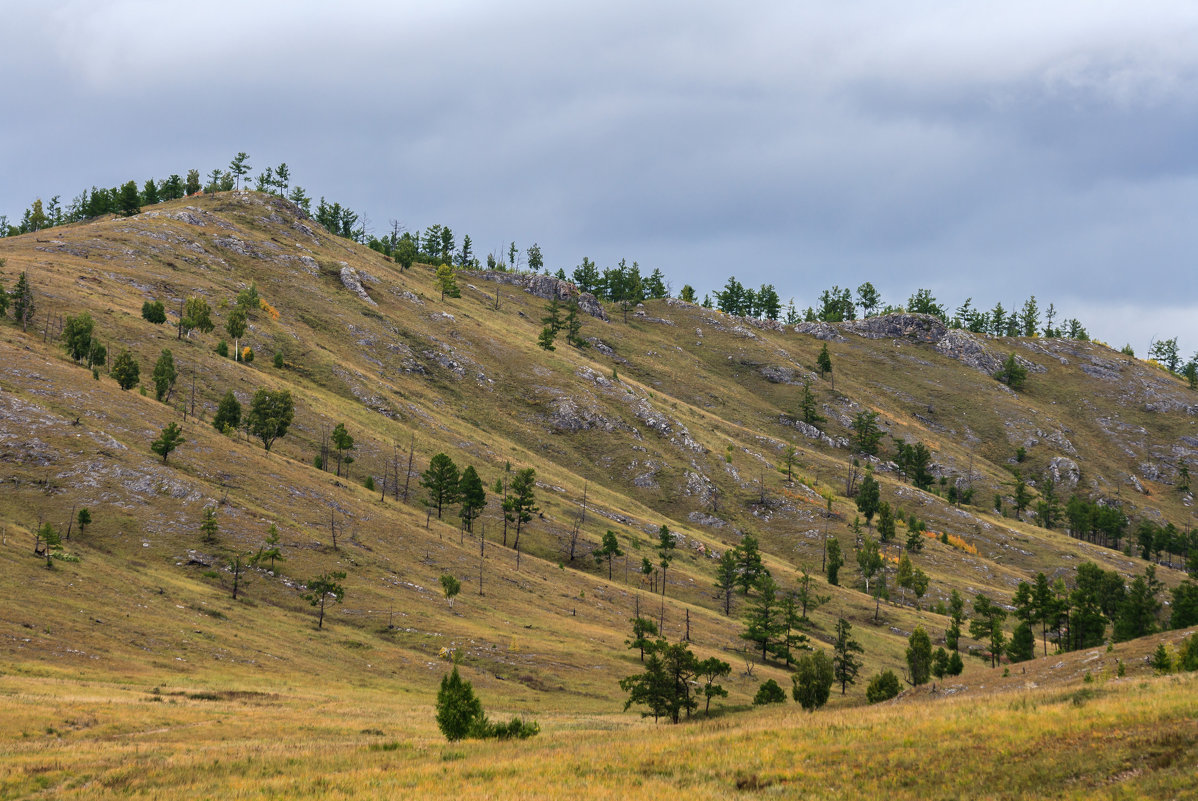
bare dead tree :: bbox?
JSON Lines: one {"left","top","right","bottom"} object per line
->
{"left": 402, "top": 434, "right": 415, "bottom": 502}
{"left": 567, "top": 481, "right": 588, "bottom": 562}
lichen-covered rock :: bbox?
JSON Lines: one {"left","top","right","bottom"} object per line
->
{"left": 842, "top": 313, "right": 947, "bottom": 342}
{"left": 339, "top": 265, "right": 376, "bottom": 305}
{"left": 1047, "top": 456, "right": 1080, "bottom": 488}
{"left": 792, "top": 321, "right": 846, "bottom": 342}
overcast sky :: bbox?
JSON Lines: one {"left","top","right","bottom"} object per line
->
{"left": 4, "top": 1, "right": 1196, "bottom": 355}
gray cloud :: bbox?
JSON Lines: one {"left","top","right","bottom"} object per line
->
{"left": 4, "top": 1, "right": 1197, "bottom": 354}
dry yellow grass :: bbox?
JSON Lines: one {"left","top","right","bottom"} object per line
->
{"left": 2, "top": 190, "right": 1197, "bottom": 797}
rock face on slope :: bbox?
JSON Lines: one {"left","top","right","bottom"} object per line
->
{"left": 468, "top": 271, "right": 609, "bottom": 321}
{"left": 842, "top": 313, "right": 947, "bottom": 343}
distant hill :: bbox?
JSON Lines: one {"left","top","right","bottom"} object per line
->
{"left": 1, "top": 188, "right": 1194, "bottom": 708}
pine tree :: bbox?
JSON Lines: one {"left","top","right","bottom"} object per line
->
{"left": 593, "top": 530, "right": 623, "bottom": 580}
{"left": 714, "top": 547, "right": 739, "bottom": 614}
{"left": 825, "top": 536, "right": 843, "bottom": 585}
{"left": 303, "top": 571, "right": 346, "bottom": 629}
{"left": 504, "top": 468, "right": 538, "bottom": 557}
{"left": 832, "top": 618, "right": 864, "bottom": 694}
{"left": 11, "top": 272, "right": 34, "bottom": 331}
{"left": 436, "top": 666, "right": 484, "bottom": 741}
{"left": 117, "top": 180, "right": 141, "bottom": 216}
{"left": 798, "top": 381, "right": 825, "bottom": 427}
{"left": 816, "top": 343, "right": 833, "bottom": 384}
{"left": 200, "top": 506, "right": 219, "bottom": 543}
{"left": 906, "top": 626, "right": 932, "bottom": 685}
{"left": 742, "top": 574, "right": 785, "bottom": 662}
{"left": 421, "top": 453, "right": 461, "bottom": 519}
{"left": 111, "top": 350, "right": 140, "bottom": 390}
{"left": 151, "top": 422, "right": 185, "bottom": 464}
{"left": 458, "top": 465, "right": 486, "bottom": 533}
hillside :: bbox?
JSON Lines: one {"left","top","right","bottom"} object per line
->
{"left": 1, "top": 190, "right": 1196, "bottom": 797}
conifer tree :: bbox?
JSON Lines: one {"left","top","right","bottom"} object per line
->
{"left": 593, "top": 530, "right": 623, "bottom": 580}
{"left": 151, "top": 422, "right": 185, "bottom": 464}
{"left": 832, "top": 617, "right": 864, "bottom": 694}
{"left": 421, "top": 453, "right": 461, "bottom": 519}
{"left": 457, "top": 465, "right": 486, "bottom": 533}
{"left": 152, "top": 349, "right": 177, "bottom": 402}
{"left": 111, "top": 350, "right": 140, "bottom": 390}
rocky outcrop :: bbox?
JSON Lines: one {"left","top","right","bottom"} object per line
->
{"left": 467, "top": 271, "right": 608, "bottom": 321}
{"left": 792, "top": 321, "right": 846, "bottom": 342}
{"left": 1047, "top": 456, "right": 1080, "bottom": 488}
{"left": 934, "top": 330, "right": 1042, "bottom": 377}
{"left": 842, "top": 313, "right": 947, "bottom": 343}
{"left": 339, "top": 265, "right": 376, "bottom": 305}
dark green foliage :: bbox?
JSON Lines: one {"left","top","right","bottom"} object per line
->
{"left": 151, "top": 422, "right": 185, "bottom": 464}
{"left": 995, "top": 352, "right": 1028, "bottom": 390}
{"left": 1007, "top": 622, "right": 1036, "bottom": 663}
{"left": 503, "top": 467, "right": 538, "bottom": 554}
{"left": 536, "top": 326, "right": 556, "bottom": 351}
{"left": 1113, "top": 567, "right": 1163, "bottom": 642}
{"left": 697, "top": 657, "right": 732, "bottom": 714}
{"left": 906, "top": 626, "right": 932, "bottom": 686}
{"left": 76, "top": 508, "right": 91, "bottom": 532}
{"left": 856, "top": 467, "right": 880, "bottom": 526}
{"left": 792, "top": 649, "right": 834, "bottom": 711}
{"left": 11, "top": 272, "right": 34, "bottom": 330}
{"left": 825, "top": 536, "right": 843, "bottom": 586}
{"left": 798, "top": 381, "right": 825, "bottom": 428}
{"left": 246, "top": 388, "right": 294, "bottom": 451}
{"left": 564, "top": 298, "right": 587, "bottom": 348}
{"left": 852, "top": 411, "right": 883, "bottom": 456}
{"left": 832, "top": 618, "right": 864, "bottom": 695}
{"left": 1180, "top": 635, "right": 1198, "bottom": 672}
{"left": 273, "top": 350, "right": 285, "bottom": 369}
{"left": 753, "top": 679, "right": 786, "bottom": 706}
{"left": 213, "top": 390, "right": 241, "bottom": 433}
{"left": 1149, "top": 643, "right": 1172, "bottom": 674}
{"left": 626, "top": 616, "right": 658, "bottom": 662}
{"left": 620, "top": 639, "right": 703, "bottom": 723}
{"left": 62, "top": 312, "right": 95, "bottom": 362}
{"left": 742, "top": 574, "right": 784, "bottom": 661}
{"left": 970, "top": 594, "right": 1008, "bottom": 668}
{"left": 715, "top": 547, "right": 738, "bottom": 614}
{"left": 735, "top": 533, "right": 765, "bottom": 594}
{"left": 816, "top": 343, "right": 833, "bottom": 380}
{"left": 1170, "top": 581, "right": 1198, "bottom": 629}
{"left": 866, "top": 670, "right": 902, "bottom": 703}
{"left": 215, "top": 340, "right": 229, "bottom": 358}
{"left": 436, "top": 666, "right": 483, "bottom": 741}
{"left": 304, "top": 571, "right": 346, "bottom": 629}
{"left": 331, "top": 422, "right": 354, "bottom": 477}
{"left": 152, "top": 349, "right": 177, "bottom": 402}
{"left": 421, "top": 453, "right": 460, "bottom": 519}
{"left": 111, "top": 350, "right": 140, "bottom": 390}
{"left": 200, "top": 506, "right": 218, "bottom": 543}
{"left": 117, "top": 180, "right": 141, "bottom": 216}
{"left": 141, "top": 300, "right": 166, "bottom": 324}
{"left": 593, "top": 530, "right": 623, "bottom": 580}
{"left": 877, "top": 502, "right": 895, "bottom": 543}
{"left": 906, "top": 288, "right": 945, "bottom": 319}
{"left": 457, "top": 465, "right": 486, "bottom": 533}
{"left": 893, "top": 439, "right": 934, "bottom": 490}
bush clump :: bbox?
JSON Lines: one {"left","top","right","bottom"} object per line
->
{"left": 435, "top": 666, "right": 538, "bottom": 742}
{"left": 866, "top": 670, "right": 902, "bottom": 703}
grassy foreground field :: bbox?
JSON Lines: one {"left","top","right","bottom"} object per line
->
{"left": 1, "top": 667, "right": 1195, "bottom": 800}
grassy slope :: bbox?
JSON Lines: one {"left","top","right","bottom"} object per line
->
{"left": 1, "top": 191, "right": 1196, "bottom": 796}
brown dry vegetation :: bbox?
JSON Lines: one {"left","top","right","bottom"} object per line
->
{"left": 1, "top": 191, "right": 1196, "bottom": 797}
